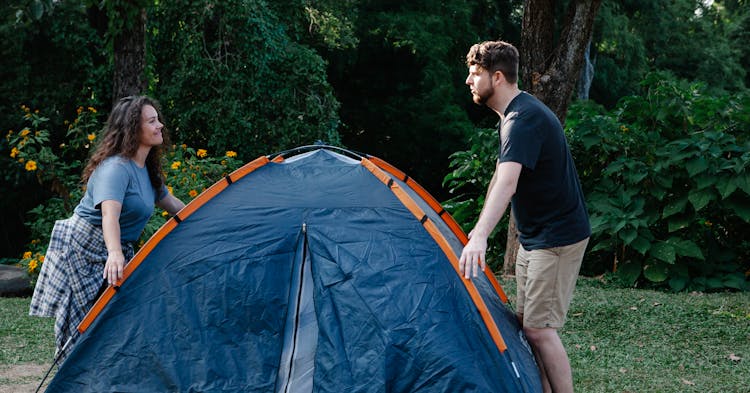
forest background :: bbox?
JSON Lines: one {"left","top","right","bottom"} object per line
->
{"left": 1, "top": 0, "right": 749, "bottom": 292}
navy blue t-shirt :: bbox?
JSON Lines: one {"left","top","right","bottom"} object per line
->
{"left": 498, "top": 92, "right": 590, "bottom": 250}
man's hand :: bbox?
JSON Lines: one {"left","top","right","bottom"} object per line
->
{"left": 459, "top": 230, "right": 487, "bottom": 279}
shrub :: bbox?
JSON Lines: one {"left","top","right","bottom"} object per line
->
{"left": 567, "top": 72, "right": 750, "bottom": 291}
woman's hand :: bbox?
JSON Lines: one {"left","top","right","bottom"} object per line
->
{"left": 104, "top": 249, "right": 125, "bottom": 286}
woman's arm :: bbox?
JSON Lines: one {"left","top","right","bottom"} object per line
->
{"left": 101, "top": 200, "right": 125, "bottom": 286}
{"left": 156, "top": 193, "right": 186, "bottom": 216}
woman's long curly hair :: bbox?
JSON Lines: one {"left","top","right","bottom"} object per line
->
{"left": 82, "top": 95, "right": 170, "bottom": 191}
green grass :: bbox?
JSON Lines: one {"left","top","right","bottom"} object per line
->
{"left": 1, "top": 278, "right": 749, "bottom": 392}
{"left": 0, "top": 297, "right": 54, "bottom": 365}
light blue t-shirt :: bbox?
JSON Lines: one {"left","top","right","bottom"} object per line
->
{"left": 74, "top": 155, "right": 168, "bottom": 242}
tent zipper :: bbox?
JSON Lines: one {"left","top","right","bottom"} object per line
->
{"left": 283, "top": 223, "right": 308, "bottom": 393}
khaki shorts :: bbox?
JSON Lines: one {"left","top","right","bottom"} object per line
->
{"left": 515, "top": 238, "right": 589, "bottom": 329}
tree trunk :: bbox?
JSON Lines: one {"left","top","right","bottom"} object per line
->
{"left": 502, "top": 0, "right": 602, "bottom": 275}
{"left": 112, "top": 3, "right": 147, "bottom": 103}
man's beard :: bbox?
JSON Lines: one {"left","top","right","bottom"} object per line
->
{"left": 473, "top": 85, "right": 494, "bottom": 105}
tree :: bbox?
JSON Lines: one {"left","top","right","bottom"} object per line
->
{"left": 501, "top": 0, "right": 602, "bottom": 274}
{"left": 109, "top": 0, "right": 148, "bottom": 102}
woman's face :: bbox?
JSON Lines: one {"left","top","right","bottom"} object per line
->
{"left": 138, "top": 105, "right": 164, "bottom": 148}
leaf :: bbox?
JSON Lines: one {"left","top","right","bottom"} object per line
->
{"left": 668, "top": 215, "right": 691, "bottom": 232}
{"left": 644, "top": 262, "right": 669, "bottom": 282}
{"left": 31, "top": 0, "right": 44, "bottom": 20}
{"left": 654, "top": 174, "right": 673, "bottom": 188}
{"left": 669, "top": 276, "right": 688, "bottom": 291}
{"left": 630, "top": 236, "right": 651, "bottom": 255}
{"left": 722, "top": 273, "right": 748, "bottom": 290}
{"left": 617, "top": 261, "right": 642, "bottom": 286}
{"left": 662, "top": 196, "right": 688, "bottom": 219}
{"left": 688, "top": 188, "right": 714, "bottom": 212}
{"left": 715, "top": 176, "right": 737, "bottom": 199}
{"left": 590, "top": 239, "right": 613, "bottom": 253}
{"left": 685, "top": 156, "right": 709, "bottom": 177}
{"left": 669, "top": 238, "right": 704, "bottom": 260}
{"left": 737, "top": 173, "right": 750, "bottom": 195}
{"left": 723, "top": 196, "right": 750, "bottom": 223}
{"left": 694, "top": 174, "right": 715, "bottom": 190}
{"left": 650, "top": 241, "right": 676, "bottom": 263}
{"left": 706, "top": 277, "right": 724, "bottom": 289}
{"left": 619, "top": 228, "right": 638, "bottom": 245}
{"left": 581, "top": 133, "right": 601, "bottom": 150}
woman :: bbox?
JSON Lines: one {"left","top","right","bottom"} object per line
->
{"left": 29, "top": 95, "right": 186, "bottom": 363}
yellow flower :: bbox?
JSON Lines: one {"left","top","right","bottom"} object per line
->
{"left": 171, "top": 161, "right": 181, "bottom": 170}
{"left": 225, "top": 151, "right": 237, "bottom": 158}
{"left": 181, "top": 144, "right": 187, "bottom": 149}
{"left": 77, "top": 106, "right": 83, "bottom": 115}
{"left": 87, "top": 133, "right": 96, "bottom": 141}
{"left": 24, "top": 113, "right": 31, "bottom": 119}
{"left": 161, "top": 210, "right": 169, "bottom": 217}
{"left": 167, "top": 186, "right": 174, "bottom": 194}
{"left": 10, "top": 147, "right": 19, "bottom": 158}
{"left": 197, "top": 149, "right": 207, "bottom": 158}
{"left": 28, "top": 259, "right": 38, "bottom": 272}
{"left": 23, "top": 251, "right": 32, "bottom": 259}
{"left": 21, "top": 104, "right": 29, "bottom": 112}
{"left": 188, "top": 189, "right": 198, "bottom": 198}
{"left": 87, "top": 106, "right": 97, "bottom": 113}
{"left": 20, "top": 129, "right": 30, "bottom": 137}
{"left": 38, "top": 255, "right": 45, "bottom": 263}
{"left": 25, "top": 160, "right": 37, "bottom": 171}
{"left": 6, "top": 130, "right": 12, "bottom": 137}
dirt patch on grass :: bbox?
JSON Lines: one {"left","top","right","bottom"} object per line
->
{"left": 0, "top": 363, "right": 53, "bottom": 393}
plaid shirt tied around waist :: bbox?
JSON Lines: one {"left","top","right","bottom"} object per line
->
{"left": 29, "top": 213, "right": 135, "bottom": 362}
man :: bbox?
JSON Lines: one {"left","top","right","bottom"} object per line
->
{"left": 459, "top": 40, "right": 591, "bottom": 393}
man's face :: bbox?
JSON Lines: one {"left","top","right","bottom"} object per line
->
{"left": 465, "top": 65, "right": 494, "bottom": 105}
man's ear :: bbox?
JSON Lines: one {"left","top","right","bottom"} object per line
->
{"left": 493, "top": 70, "right": 506, "bottom": 85}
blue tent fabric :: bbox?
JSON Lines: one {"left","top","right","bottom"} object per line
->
{"left": 45, "top": 147, "right": 542, "bottom": 392}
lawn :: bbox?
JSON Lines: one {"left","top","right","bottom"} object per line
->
{"left": 1, "top": 277, "right": 748, "bottom": 392}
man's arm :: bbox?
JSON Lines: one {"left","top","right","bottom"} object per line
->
{"left": 459, "top": 160, "right": 522, "bottom": 278}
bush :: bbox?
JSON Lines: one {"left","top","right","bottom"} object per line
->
{"left": 567, "top": 72, "right": 750, "bottom": 291}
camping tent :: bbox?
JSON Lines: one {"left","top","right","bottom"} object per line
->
{"left": 45, "top": 146, "right": 542, "bottom": 392}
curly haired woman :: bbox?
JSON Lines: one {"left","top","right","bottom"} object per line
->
{"left": 29, "top": 96, "right": 185, "bottom": 363}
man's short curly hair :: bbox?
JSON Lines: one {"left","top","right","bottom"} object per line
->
{"left": 466, "top": 41, "right": 519, "bottom": 84}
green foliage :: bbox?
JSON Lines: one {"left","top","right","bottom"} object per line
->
{"left": 140, "top": 145, "right": 243, "bottom": 243}
{"left": 149, "top": 0, "right": 342, "bottom": 162}
{"left": 325, "top": 0, "right": 487, "bottom": 196}
{"left": 568, "top": 72, "right": 750, "bottom": 291}
{"left": 4, "top": 105, "right": 99, "bottom": 280}
{"left": 442, "top": 127, "right": 509, "bottom": 271}
{"left": 589, "top": 0, "right": 748, "bottom": 107}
